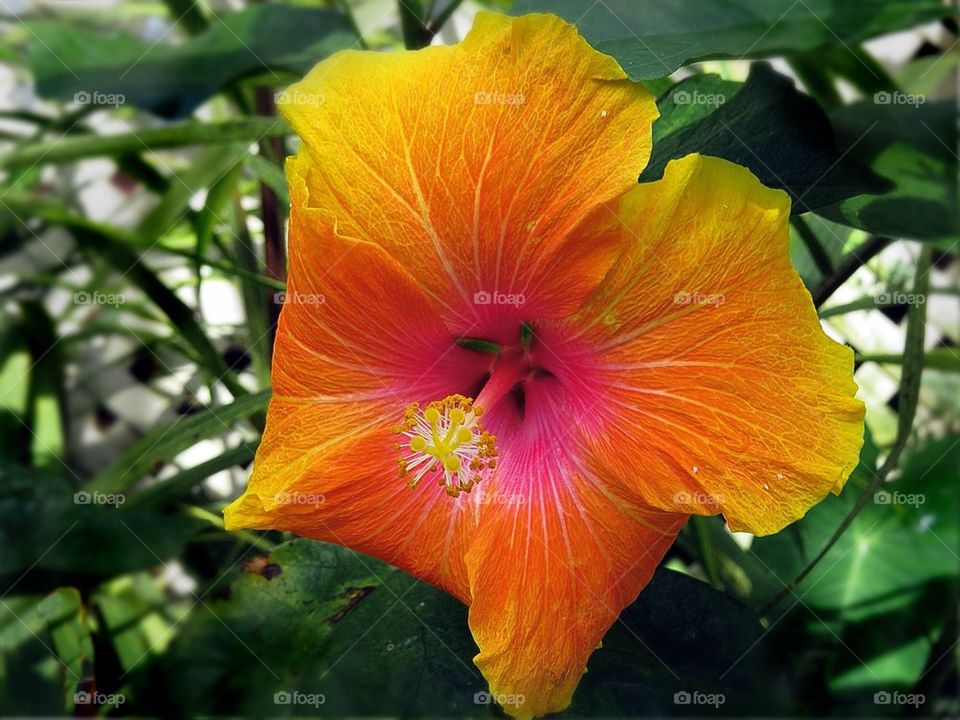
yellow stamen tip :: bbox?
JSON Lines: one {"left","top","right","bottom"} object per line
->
{"left": 393, "top": 394, "right": 499, "bottom": 499}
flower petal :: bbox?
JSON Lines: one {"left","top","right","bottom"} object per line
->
{"left": 571, "top": 154, "right": 865, "bottom": 535}
{"left": 224, "top": 161, "right": 491, "bottom": 600}
{"left": 465, "top": 382, "right": 686, "bottom": 719}
{"left": 279, "top": 11, "right": 657, "bottom": 335}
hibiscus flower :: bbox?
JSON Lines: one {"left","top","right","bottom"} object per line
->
{"left": 225, "top": 12, "right": 864, "bottom": 718}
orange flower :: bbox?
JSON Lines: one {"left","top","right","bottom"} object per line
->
{"left": 224, "top": 12, "right": 864, "bottom": 718}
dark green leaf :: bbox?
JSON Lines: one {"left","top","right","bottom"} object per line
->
{"left": 516, "top": 0, "right": 951, "bottom": 79}
{"left": 817, "top": 101, "right": 959, "bottom": 241}
{"left": 0, "top": 460, "right": 205, "bottom": 578}
{"left": 642, "top": 65, "right": 890, "bottom": 213}
{"left": 136, "top": 539, "right": 787, "bottom": 716}
{"left": 26, "top": 5, "right": 355, "bottom": 118}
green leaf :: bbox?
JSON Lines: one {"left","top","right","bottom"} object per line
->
{"left": 0, "top": 460, "right": 206, "bottom": 578}
{"left": 139, "top": 144, "right": 248, "bottom": 241}
{"left": 753, "top": 437, "right": 959, "bottom": 693}
{"left": 642, "top": 65, "right": 889, "bottom": 213}
{"left": 92, "top": 573, "right": 190, "bottom": 676}
{"left": 37, "top": 588, "right": 93, "bottom": 710}
{"left": 817, "top": 101, "right": 959, "bottom": 241}
{"left": 136, "top": 539, "right": 786, "bottom": 715}
{"left": 91, "top": 390, "right": 269, "bottom": 494}
{"left": 127, "top": 443, "right": 257, "bottom": 509}
{"left": 25, "top": 5, "right": 355, "bottom": 118}
{"left": 516, "top": 0, "right": 952, "bottom": 79}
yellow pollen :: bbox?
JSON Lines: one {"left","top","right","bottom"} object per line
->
{"left": 392, "top": 394, "right": 498, "bottom": 497}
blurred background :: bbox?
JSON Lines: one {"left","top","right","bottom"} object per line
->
{"left": 0, "top": 0, "right": 957, "bottom": 717}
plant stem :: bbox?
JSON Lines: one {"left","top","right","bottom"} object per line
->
{"left": 812, "top": 235, "right": 891, "bottom": 307}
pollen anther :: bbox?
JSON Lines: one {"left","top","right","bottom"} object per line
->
{"left": 393, "top": 394, "right": 498, "bottom": 497}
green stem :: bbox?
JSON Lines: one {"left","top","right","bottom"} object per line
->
{"left": 183, "top": 505, "right": 276, "bottom": 552}
{"left": 691, "top": 516, "right": 723, "bottom": 589}
{"left": 1, "top": 119, "right": 290, "bottom": 170}
{"left": 812, "top": 235, "right": 890, "bottom": 307}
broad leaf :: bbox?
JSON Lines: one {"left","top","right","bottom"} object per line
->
{"left": 642, "top": 65, "right": 890, "bottom": 213}
{"left": 0, "top": 460, "right": 205, "bottom": 578}
{"left": 516, "top": 0, "right": 951, "bottom": 79}
{"left": 139, "top": 539, "right": 788, "bottom": 716}
{"left": 817, "top": 101, "right": 959, "bottom": 241}
{"left": 25, "top": 5, "right": 355, "bottom": 118}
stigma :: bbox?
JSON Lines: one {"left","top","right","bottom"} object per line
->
{"left": 393, "top": 394, "right": 498, "bottom": 497}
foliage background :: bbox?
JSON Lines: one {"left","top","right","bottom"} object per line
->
{"left": 0, "top": 0, "right": 957, "bottom": 717}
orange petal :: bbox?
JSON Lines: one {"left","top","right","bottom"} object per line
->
{"left": 571, "top": 154, "right": 864, "bottom": 535}
{"left": 466, "top": 451, "right": 686, "bottom": 719}
{"left": 279, "top": 11, "right": 657, "bottom": 335}
{"left": 224, "top": 161, "right": 491, "bottom": 600}
{"left": 224, "top": 399, "right": 478, "bottom": 602}
{"left": 275, "top": 155, "right": 489, "bottom": 399}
